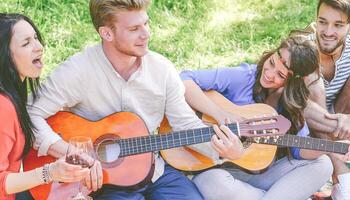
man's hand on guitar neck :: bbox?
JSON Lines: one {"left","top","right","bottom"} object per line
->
{"left": 211, "top": 124, "right": 244, "bottom": 161}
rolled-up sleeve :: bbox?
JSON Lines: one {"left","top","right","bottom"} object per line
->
{"left": 180, "top": 63, "right": 256, "bottom": 95}
{"left": 28, "top": 61, "right": 82, "bottom": 156}
{"left": 180, "top": 67, "right": 234, "bottom": 93}
{"left": 0, "top": 133, "right": 13, "bottom": 199}
{"left": 0, "top": 98, "right": 16, "bottom": 199}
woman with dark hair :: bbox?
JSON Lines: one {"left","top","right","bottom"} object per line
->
{"left": 0, "top": 13, "right": 89, "bottom": 200}
{"left": 180, "top": 35, "right": 341, "bottom": 199}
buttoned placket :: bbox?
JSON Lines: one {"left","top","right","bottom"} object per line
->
{"left": 120, "top": 80, "right": 129, "bottom": 112}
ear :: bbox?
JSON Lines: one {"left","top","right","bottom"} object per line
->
{"left": 98, "top": 26, "right": 113, "bottom": 42}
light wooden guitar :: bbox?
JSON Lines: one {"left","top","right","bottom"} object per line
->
{"left": 23, "top": 110, "right": 289, "bottom": 199}
{"left": 160, "top": 91, "right": 350, "bottom": 173}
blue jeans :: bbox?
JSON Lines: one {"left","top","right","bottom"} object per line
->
{"left": 193, "top": 155, "right": 333, "bottom": 200}
{"left": 15, "top": 191, "right": 34, "bottom": 200}
{"left": 92, "top": 164, "right": 203, "bottom": 200}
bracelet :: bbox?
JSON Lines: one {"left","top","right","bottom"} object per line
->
{"left": 41, "top": 164, "right": 53, "bottom": 184}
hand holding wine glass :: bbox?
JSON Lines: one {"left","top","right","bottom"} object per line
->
{"left": 66, "top": 136, "right": 96, "bottom": 200}
{"left": 48, "top": 158, "right": 90, "bottom": 183}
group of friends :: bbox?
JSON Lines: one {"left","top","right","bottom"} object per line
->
{"left": 1, "top": 0, "right": 350, "bottom": 199}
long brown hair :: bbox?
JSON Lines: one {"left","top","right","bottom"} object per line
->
{"left": 253, "top": 35, "right": 319, "bottom": 135}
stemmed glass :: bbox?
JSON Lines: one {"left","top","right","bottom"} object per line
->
{"left": 66, "top": 136, "right": 95, "bottom": 200}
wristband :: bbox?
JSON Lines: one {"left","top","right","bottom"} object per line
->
{"left": 41, "top": 164, "right": 53, "bottom": 184}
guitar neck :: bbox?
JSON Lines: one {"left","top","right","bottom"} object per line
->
{"left": 119, "top": 124, "right": 239, "bottom": 157}
{"left": 252, "top": 134, "right": 349, "bottom": 154}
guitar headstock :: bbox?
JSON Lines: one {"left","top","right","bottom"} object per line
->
{"left": 228, "top": 115, "right": 291, "bottom": 137}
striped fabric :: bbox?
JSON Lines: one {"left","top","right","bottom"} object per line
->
{"left": 322, "top": 36, "right": 350, "bottom": 111}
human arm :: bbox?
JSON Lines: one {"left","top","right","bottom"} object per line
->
{"left": 183, "top": 80, "right": 243, "bottom": 124}
{"left": 304, "top": 73, "right": 335, "bottom": 132}
{"left": 304, "top": 101, "right": 337, "bottom": 134}
{"left": 180, "top": 66, "right": 251, "bottom": 124}
{"left": 27, "top": 62, "right": 81, "bottom": 157}
{"left": 305, "top": 74, "right": 350, "bottom": 139}
{"left": 295, "top": 123, "right": 349, "bottom": 160}
{"left": 0, "top": 98, "right": 89, "bottom": 196}
{"left": 330, "top": 77, "right": 350, "bottom": 139}
{"left": 27, "top": 61, "right": 102, "bottom": 191}
{"left": 5, "top": 159, "right": 89, "bottom": 195}
{"left": 164, "top": 66, "right": 244, "bottom": 161}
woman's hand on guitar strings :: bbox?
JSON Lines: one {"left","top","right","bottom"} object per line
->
{"left": 211, "top": 123, "right": 244, "bottom": 160}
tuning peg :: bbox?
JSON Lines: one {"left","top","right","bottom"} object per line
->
{"left": 264, "top": 137, "right": 268, "bottom": 143}
{"left": 254, "top": 137, "right": 260, "bottom": 143}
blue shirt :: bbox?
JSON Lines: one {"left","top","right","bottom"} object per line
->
{"left": 180, "top": 63, "right": 309, "bottom": 159}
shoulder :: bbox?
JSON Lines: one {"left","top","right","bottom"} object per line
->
{"left": 48, "top": 45, "right": 101, "bottom": 82}
{"left": 220, "top": 63, "right": 257, "bottom": 81}
{"left": 343, "top": 35, "right": 350, "bottom": 51}
{"left": 0, "top": 94, "right": 17, "bottom": 116}
{"left": 145, "top": 51, "right": 174, "bottom": 67}
{"left": 0, "top": 94, "right": 18, "bottom": 132}
{"left": 57, "top": 44, "right": 100, "bottom": 72}
{"left": 346, "top": 35, "right": 350, "bottom": 45}
{"left": 229, "top": 63, "right": 257, "bottom": 74}
{"left": 343, "top": 35, "right": 350, "bottom": 55}
{"left": 144, "top": 51, "right": 176, "bottom": 74}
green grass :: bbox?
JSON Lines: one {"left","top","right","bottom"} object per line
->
{"left": 1, "top": 0, "right": 317, "bottom": 76}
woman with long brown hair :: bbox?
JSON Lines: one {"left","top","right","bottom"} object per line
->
{"left": 180, "top": 35, "right": 339, "bottom": 200}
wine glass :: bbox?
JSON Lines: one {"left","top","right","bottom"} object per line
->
{"left": 66, "top": 136, "right": 95, "bottom": 200}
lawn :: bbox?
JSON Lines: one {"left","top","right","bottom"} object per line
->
{"left": 1, "top": 0, "right": 317, "bottom": 77}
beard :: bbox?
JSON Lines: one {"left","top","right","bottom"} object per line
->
{"left": 112, "top": 41, "right": 148, "bottom": 58}
{"left": 316, "top": 33, "right": 346, "bottom": 55}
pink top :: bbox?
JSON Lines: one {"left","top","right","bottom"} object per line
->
{"left": 0, "top": 94, "right": 25, "bottom": 200}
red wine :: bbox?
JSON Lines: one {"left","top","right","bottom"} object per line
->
{"left": 66, "top": 154, "right": 90, "bottom": 168}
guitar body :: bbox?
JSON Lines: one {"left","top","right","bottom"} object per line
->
{"left": 23, "top": 112, "right": 153, "bottom": 200}
{"left": 23, "top": 92, "right": 289, "bottom": 199}
{"left": 160, "top": 91, "right": 278, "bottom": 173}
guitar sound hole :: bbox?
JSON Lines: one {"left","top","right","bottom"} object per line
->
{"left": 96, "top": 139, "right": 121, "bottom": 163}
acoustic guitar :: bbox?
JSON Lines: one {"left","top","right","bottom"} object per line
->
{"left": 160, "top": 91, "right": 350, "bottom": 173}
{"left": 23, "top": 109, "right": 289, "bottom": 199}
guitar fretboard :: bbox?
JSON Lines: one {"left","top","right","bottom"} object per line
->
{"left": 252, "top": 134, "right": 349, "bottom": 154}
{"left": 119, "top": 124, "right": 239, "bottom": 157}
